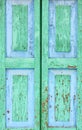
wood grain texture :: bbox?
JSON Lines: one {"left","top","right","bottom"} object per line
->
{"left": 49, "top": 0, "right": 77, "bottom": 58}
{"left": 48, "top": 69, "right": 76, "bottom": 127}
{"left": 55, "top": 75, "right": 70, "bottom": 121}
{"left": 42, "top": 0, "right": 78, "bottom": 130}
{"left": 77, "top": 0, "right": 82, "bottom": 130}
{"left": 48, "top": 58, "right": 77, "bottom": 68}
{"left": 1, "top": 0, "right": 82, "bottom": 129}
{"left": 6, "top": 0, "right": 34, "bottom": 58}
{"left": 12, "top": 75, "right": 28, "bottom": 121}
{"left": 6, "top": 69, "right": 34, "bottom": 128}
{"left": 56, "top": 5, "right": 70, "bottom": 52}
{"left": 0, "top": 0, "right": 5, "bottom": 129}
{"left": 34, "top": 0, "right": 40, "bottom": 129}
{"left": 5, "top": 58, "right": 34, "bottom": 68}
{"left": 48, "top": 128, "right": 76, "bottom": 130}
{"left": 12, "top": 5, "right": 28, "bottom": 51}
{"left": 42, "top": 0, "right": 48, "bottom": 129}
{"left": 0, "top": 0, "right": 40, "bottom": 129}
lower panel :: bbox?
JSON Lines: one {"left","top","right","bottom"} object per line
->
{"left": 48, "top": 69, "right": 77, "bottom": 127}
{"left": 6, "top": 69, "right": 34, "bottom": 128}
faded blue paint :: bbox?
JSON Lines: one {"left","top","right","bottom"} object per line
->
{"left": 6, "top": 69, "right": 34, "bottom": 128}
{"left": 48, "top": 69, "right": 77, "bottom": 127}
{"left": 49, "top": 0, "right": 77, "bottom": 58}
{"left": 6, "top": 0, "right": 34, "bottom": 58}
{"left": 11, "top": 0, "right": 32, "bottom": 5}
{"left": 55, "top": 0, "right": 76, "bottom": 5}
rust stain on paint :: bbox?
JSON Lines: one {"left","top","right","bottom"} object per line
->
{"left": 68, "top": 65, "right": 76, "bottom": 69}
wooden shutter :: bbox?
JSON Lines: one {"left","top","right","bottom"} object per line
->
{"left": 0, "top": 0, "right": 40, "bottom": 129}
{"left": 42, "top": 0, "right": 82, "bottom": 130}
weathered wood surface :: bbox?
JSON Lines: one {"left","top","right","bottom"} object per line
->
{"left": 0, "top": 0, "right": 40, "bottom": 129}
{"left": 42, "top": 0, "right": 82, "bottom": 130}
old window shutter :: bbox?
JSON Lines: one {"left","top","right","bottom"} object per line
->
{"left": 42, "top": 0, "right": 82, "bottom": 130}
{"left": 0, "top": 0, "right": 82, "bottom": 130}
{"left": 0, "top": 0, "right": 40, "bottom": 130}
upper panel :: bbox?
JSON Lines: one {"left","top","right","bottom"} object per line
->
{"left": 49, "top": 0, "right": 78, "bottom": 58}
{"left": 6, "top": 0, "right": 34, "bottom": 58}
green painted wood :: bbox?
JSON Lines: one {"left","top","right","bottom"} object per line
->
{"left": 12, "top": 75, "right": 28, "bottom": 121}
{"left": 77, "top": 0, "right": 82, "bottom": 130}
{"left": 42, "top": 0, "right": 48, "bottom": 129}
{"left": 56, "top": 5, "right": 71, "bottom": 52}
{"left": 12, "top": 5, "right": 28, "bottom": 51}
{"left": 48, "top": 128, "right": 76, "bottom": 130}
{"left": 55, "top": 75, "right": 70, "bottom": 121}
{"left": 34, "top": 0, "right": 40, "bottom": 129}
{"left": 0, "top": 0, "right": 5, "bottom": 129}
{"left": 0, "top": 0, "right": 40, "bottom": 130}
{"left": 5, "top": 58, "right": 34, "bottom": 68}
{"left": 48, "top": 58, "right": 77, "bottom": 68}
{"left": 0, "top": 0, "right": 82, "bottom": 129}
{"left": 42, "top": 0, "right": 81, "bottom": 130}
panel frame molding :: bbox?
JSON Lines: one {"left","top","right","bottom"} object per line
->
{"left": 6, "top": 69, "right": 34, "bottom": 128}
{"left": 48, "top": 69, "right": 77, "bottom": 127}
{"left": 6, "top": 0, "right": 34, "bottom": 58}
{"left": 49, "top": 0, "right": 78, "bottom": 58}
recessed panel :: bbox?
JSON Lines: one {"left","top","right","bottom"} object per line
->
{"left": 6, "top": 0, "right": 34, "bottom": 57}
{"left": 49, "top": 0, "right": 77, "bottom": 58}
{"left": 6, "top": 69, "right": 34, "bottom": 128}
{"left": 55, "top": 75, "right": 70, "bottom": 121}
{"left": 12, "top": 75, "right": 28, "bottom": 121}
{"left": 56, "top": 6, "right": 71, "bottom": 52}
{"left": 48, "top": 69, "right": 77, "bottom": 127}
{"left": 12, "top": 5, "right": 28, "bottom": 51}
